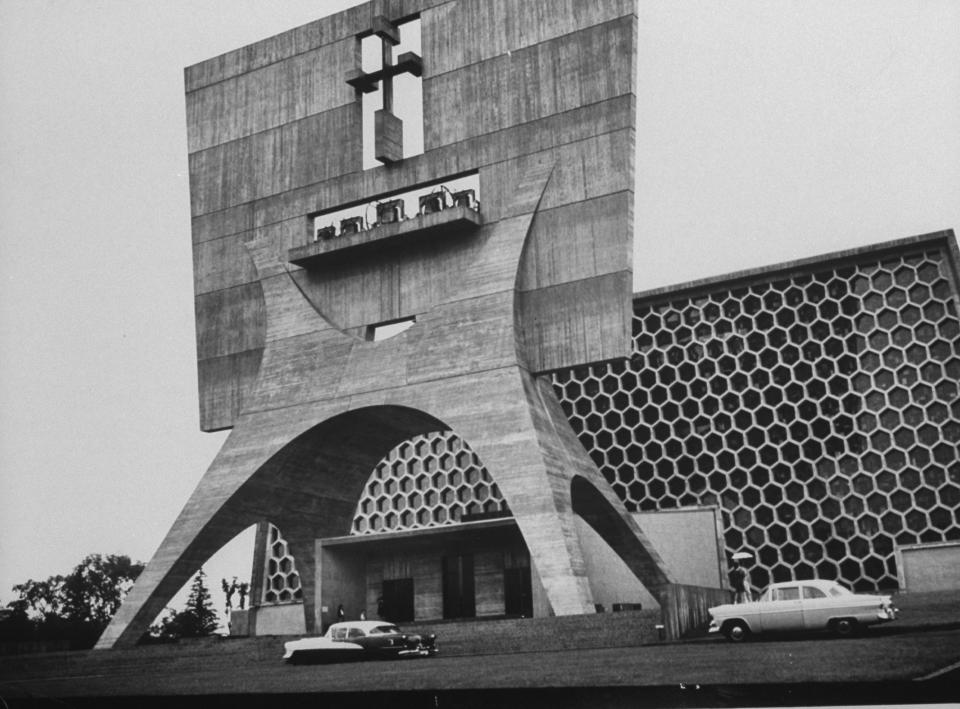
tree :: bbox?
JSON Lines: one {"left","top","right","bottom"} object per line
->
{"left": 151, "top": 569, "right": 219, "bottom": 640}
{"left": 2, "top": 553, "right": 144, "bottom": 649}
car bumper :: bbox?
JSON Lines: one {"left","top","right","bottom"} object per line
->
{"left": 397, "top": 647, "right": 437, "bottom": 658}
{"left": 876, "top": 606, "right": 898, "bottom": 622}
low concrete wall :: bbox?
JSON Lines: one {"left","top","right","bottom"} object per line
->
{"left": 229, "top": 609, "right": 251, "bottom": 636}
{"left": 247, "top": 603, "right": 306, "bottom": 636}
{"left": 896, "top": 541, "right": 960, "bottom": 592}
{"left": 656, "top": 584, "right": 731, "bottom": 640}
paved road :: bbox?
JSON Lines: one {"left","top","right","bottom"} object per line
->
{"left": 3, "top": 625, "right": 959, "bottom": 706}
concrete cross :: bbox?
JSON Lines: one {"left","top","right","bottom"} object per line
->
{"left": 345, "top": 16, "right": 423, "bottom": 164}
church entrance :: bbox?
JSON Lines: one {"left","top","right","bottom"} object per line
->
{"left": 381, "top": 577, "right": 415, "bottom": 622}
{"left": 442, "top": 554, "right": 476, "bottom": 619}
{"left": 504, "top": 565, "right": 533, "bottom": 617}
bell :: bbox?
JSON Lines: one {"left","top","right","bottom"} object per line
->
{"left": 340, "top": 216, "right": 364, "bottom": 234}
{"left": 376, "top": 199, "right": 405, "bottom": 225}
{"left": 315, "top": 226, "right": 336, "bottom": 241}
{"left": 418, "top": 193, "right": 445, "bottom": 215}
{"left": 451, "top": 189, "right": 478, "bottom": 210}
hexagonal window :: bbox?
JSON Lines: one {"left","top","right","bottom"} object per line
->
{"left": 923, "top": 300, "right": 946, "bottom": 322}
{"left": 888, "top": 285, "right": 909, "bottom": 308}
{"left": 872, "top": 270, "right": 894, "bottom": 291}
{"left": 883, "top": 348, "right": 906, "bottom": 369}
{"left": 412, "top": 439, "right": 427, "bottom": 458}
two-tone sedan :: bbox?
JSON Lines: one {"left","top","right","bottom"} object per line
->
{"left": 708, "top": 579, "right": 897, "bottom": 642}
{"left": 283, "top": 620, "right": 438, "bottom": 664}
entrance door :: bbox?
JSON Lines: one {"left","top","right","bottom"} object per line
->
{"left": 442, "top": 554, "right": 475, "bottom": 619}
{"left": 381, "top": 578, "right": 414, "bottom": 622}
{"left": 504, "top": 566, "right": 533, "bottom": 617}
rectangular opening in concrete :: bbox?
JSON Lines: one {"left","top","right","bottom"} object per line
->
{"left": 308, "top": 172, "right": 479, "bottom": 243}
{"left": 368, "top": 316, "right": 416, "bottom": 341}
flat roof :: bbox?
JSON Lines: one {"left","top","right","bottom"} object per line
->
{"left": 632, "top": 229, "right": 958, "bottom": 306}
{"left": 321, "top": 517, "right": 517, "bottom": 548}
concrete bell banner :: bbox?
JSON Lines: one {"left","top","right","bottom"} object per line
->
{"left": 99, "top": 0, "right": 680, "bottom": 648}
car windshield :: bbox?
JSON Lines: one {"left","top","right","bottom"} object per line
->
{"left": 367, "top": 625, "right": 401, "bottom": 635}
{"left": 827, "top": 582, "right": 853, "bottom": 597}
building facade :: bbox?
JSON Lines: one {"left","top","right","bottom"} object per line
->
{"left": 559, "top": 233, "right": 960, "bottom": 593}
{"left": 97, "top": 0, "right": 959, "bottom": 646}
{"left": 247, "top": 231, "right": 960, "bottom": 630}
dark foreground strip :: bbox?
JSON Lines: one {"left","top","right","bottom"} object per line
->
{"left": 2, "top": 683, "right": 958, "bottom": 709}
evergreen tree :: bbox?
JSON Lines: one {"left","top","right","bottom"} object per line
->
{"left": 154, "top": 569, "right": 219, "bottom": 639}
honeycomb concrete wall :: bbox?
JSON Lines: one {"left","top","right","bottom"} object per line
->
{"left": 259, "top": 523, "right": 304, "bottom": 604}
{"left": 553, "top": 232, "right": 960, "bottom": 592}
{"left": 351, "top": 431, "right": 508, "bottom": 534}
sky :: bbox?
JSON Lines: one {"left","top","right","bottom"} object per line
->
{"left": 1, "top": 0, "right": 958, "bottom": 623}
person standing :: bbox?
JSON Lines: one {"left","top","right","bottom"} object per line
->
{"left": 729, "top": 560, "right": 751, "bottom": 603}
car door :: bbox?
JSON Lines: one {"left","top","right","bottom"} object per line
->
{"left": 760, "top": 585, "right": 803, "bottom": 631}
{"left": 800, "top": 584, "right": 831, "bottom": 629}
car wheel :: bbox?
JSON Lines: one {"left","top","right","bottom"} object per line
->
{"left": 831, "top": 618, "right": 859, "bottom": 637}
{"left": 723, "top": 620, "right": 750, "bottom": 642}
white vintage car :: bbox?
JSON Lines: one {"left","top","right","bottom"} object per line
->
{"left": 283, "top": 620, "right": 438, "bottom": 664}
{"left": 708, "top": 579, "right": 897, "bottom": 641}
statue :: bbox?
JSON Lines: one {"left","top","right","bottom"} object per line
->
{"left": 237, "top": 581, "right": 249, "bottom": 610}
{"left": 221, "top": 577, "right": 238, "bottom": 613}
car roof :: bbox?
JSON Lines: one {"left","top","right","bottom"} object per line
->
{"left": 767, "top": 579, "right": 838, "bottom": 590}
{"left": 327, "top": 620, "right": 400, "bottom": 632}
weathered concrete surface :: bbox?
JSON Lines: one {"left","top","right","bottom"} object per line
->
{"left": 896, "top": 541, "right": 960, "bottom": 592}
{"left": 190, "top": 0, "right": 638, "bottom": 430}
{"left": 97, "top": 0, "right": 668, "bottom": 649}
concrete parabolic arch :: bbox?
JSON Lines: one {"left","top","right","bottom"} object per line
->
{"left": 99, "top": 154, "right": 674, "bottom": 649}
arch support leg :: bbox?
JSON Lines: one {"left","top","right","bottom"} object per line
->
{"left": 440, "top": 369, "right": 674, "bottom": 616}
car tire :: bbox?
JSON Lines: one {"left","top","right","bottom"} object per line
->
{"left": 831, "top": 618, "right": 859, "bottom": 637}
{"left": 723, "top": 620, "right": 751, "bottom": 642}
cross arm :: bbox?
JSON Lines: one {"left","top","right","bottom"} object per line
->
{"left": 345, "top": 52, "right": 423, "bottom": 93}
